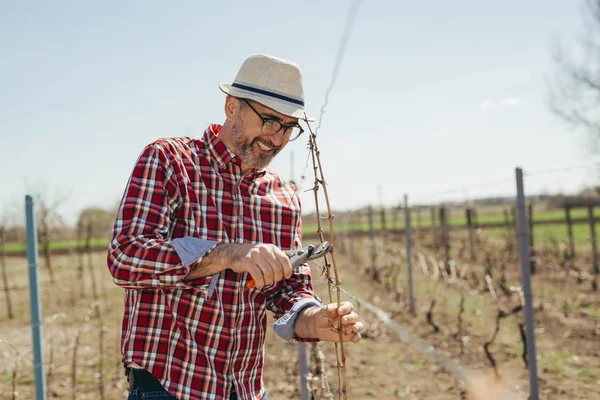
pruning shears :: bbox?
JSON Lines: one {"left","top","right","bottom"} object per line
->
{"left": 246, "top": 242, "right": 333, "bottom": 289}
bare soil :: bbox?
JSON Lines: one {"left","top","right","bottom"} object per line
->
{"left": 0, "top": 230, "right": 599, "bottom": 399}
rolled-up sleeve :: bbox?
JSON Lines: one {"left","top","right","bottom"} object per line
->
{"left": 107, "top": 143, "right": 213, "bottom": 293}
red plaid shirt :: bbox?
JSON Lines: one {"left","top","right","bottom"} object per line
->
{"left": 107, "top": 125, "right": 320, "bottom": 400}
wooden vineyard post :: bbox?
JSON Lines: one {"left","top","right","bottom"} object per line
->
{"left": 588, "top": 205, "right": 599, "bottom": 291}
{"left": 368, "top": 205, "right": 379, "bottom": 282}
{"left": 565, "top": 205, "right": 575, "bottom": 259}
{"left": 503, "top": 208, "right": 510, "bottom": 232}
{"left": 431, "top": 207, "right": 438, "bottom": 251}
{"left": 404, "top": 195, "right": 415, "bottom": 314}
{"left": 466, "top": 209, "right": 475, "bottom": 261}
{"left": 348, "top": 211, "right": 355, "bottom": 260}
{"left": 439, "top": 207, "right": 451, "bottom": 273}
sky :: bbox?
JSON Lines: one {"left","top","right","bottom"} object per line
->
{"left": 1, "top": 0, "right": 598, "bottom": 226}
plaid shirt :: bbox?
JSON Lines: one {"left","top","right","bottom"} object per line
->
{"left": 107, "top": 125, "right": 320, "bottom": 400}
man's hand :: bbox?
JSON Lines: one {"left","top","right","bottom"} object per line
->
{"left": 297, "top": 302, "right": 364, "bottom": 343}
{"left": 185, "top": 243, "right": 293, "bottom": 286}
{"left": 228, "top": 243, "right": 293, "bottom": 290}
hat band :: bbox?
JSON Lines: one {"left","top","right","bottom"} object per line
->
{"left": 231, "top": 83, "right": 304, "bottom": 107}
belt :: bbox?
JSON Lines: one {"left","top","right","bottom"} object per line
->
{"left": 127, "top": 368, "right": 165, "bottom": 391}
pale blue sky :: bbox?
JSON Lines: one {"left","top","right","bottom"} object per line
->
{"left": 1, "top": 1, "right": 597, "bottom": 225}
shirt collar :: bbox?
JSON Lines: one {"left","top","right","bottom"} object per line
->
{"left": 203, "top": 124, "right": 267, "bottom": 178}
{"left": 204, "top": 124, "right": 239, "bottom": 170}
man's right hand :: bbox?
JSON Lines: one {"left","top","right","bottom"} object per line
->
{"left": 186, "top": 242, "right": 293, "bottom": 287}
{"left": 228, "top": 243, "right": 293, "bottom": 289}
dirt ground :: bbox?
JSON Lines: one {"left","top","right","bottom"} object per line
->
{"left": 292, "top": 232, "right": 600, "bottom": 400}
{"left": 264, "top": 231, "right": 600, "bottom": 399}
{"left": 0, "top": 231, "right": 599, "bottom": 399}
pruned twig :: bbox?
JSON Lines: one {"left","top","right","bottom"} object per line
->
{"left": 438, "top": 259, "right": 449, "bottom": 281}
{"left": 483, "top": 312, "right": 501, "bottom": 379}
{"left": 427, "top": 299, "right": 440, "bottom": 333}
{"left": 498, "top": 305, "right": 524, "bottom": 319}
{"left": 418, "top": 252, "right": 429, "bottom": 276}
{"left": 457, "top": 294, "right": 465, "bottom": 355}
{"left": 46, "top": 338, "right": 54, "bottom": 398}
{"left": 430, "top": 255, "right": 440, "bottom": 281}
{"left": 458, "top": 263, "right": 469, "bottom": 280}
{"left": 86, "top": 222, "right": 99, "bottom": 301}
{"left": 76, "top": 220, "right": 86, "bottom": 298}
{"left": 483, "top": 275, "right": 524, "bottom": 379}
{"left": 97, "top": 303, "right": 105, "bottom": 400}
{"left": 448, "top": 260, "right": 458, "bottom": 283}
{"left": 518, "top": 323, "right": 528, "bottom": 368}
{"left": 485, "top": 274, "right": 500, "bottom": 308}
{"left": 71, "top": 330, "right": 82, "bottom": 400}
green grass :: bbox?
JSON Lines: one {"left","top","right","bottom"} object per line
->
{"left": 305, "top": 205, "right": 600, "bottom": 245}
{"left": 449, "top": 209, "right": 595, "bottom": 226}
{"left": 406, "top": 359, "right": 426, "bottom": 374}
{"left": 581, "top": 306, "right": 600, "bottom": 319}
{"left": 18, "top": 375, "right": 34, "bottom": 385}
{"left": 540, "top": 352, "right": 573, "bottom": 377}
{"left": 482, "top": 223, "right": 596, "bottom": 245}
{"left": 309, "top": 222, "right": 597, "bottom": 246}
{"left": 5, "top": 205, "right": 600, "bottom": 253}
{"left": 317, "top": 205, "right": 600, "bottom": 231}
{"left": 577, "top": 368, "right": 599, "bottom": 382}
{"left": 4, "top": 237, "right": 110, "bottom": 254}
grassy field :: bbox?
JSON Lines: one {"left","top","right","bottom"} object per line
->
{"left": 4, "top": 205, "right": 600, "bottom": 254}
{"left": 4, "top": 237, "right": 109, "bottom": 254}
{"left": 323, "top": 205, "right": 600, "bottom": 230}
{"left": 482, "top": 224, "right": 595, "bottom": 245}
{"left": 304, "top": 205, "right": 600, "bottom": 245}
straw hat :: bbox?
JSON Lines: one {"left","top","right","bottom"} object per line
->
{"left": 220, "top": 54, "right": 313, "bottom": 121}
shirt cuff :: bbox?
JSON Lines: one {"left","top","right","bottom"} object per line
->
{"left": 273, "top": 298, "right": 322, "bottom": 341}
{"left": 173, "top": 237, "right": 220, "bottom": 297}
{"left": 172, "top": 237, "right": 218, "bottom": 266}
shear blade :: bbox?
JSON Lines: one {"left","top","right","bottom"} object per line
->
{"left": 306, "top": 241, "right": 332, "bottom": 260}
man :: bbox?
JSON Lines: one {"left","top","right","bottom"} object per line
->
{"left": 107, "top": 54, "right": 363, "bottom": 400}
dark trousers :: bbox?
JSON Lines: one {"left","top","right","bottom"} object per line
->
{"left": 126, "top": 368, "right": 264, "bottom": 399}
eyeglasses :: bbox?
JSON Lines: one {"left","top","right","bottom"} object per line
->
{"left": 242, "top": 99, "right": 304, "bottom": 142}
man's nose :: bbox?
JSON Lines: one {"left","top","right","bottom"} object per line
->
{"left": 268, "top": 129, "right": 285, "bottom": 147}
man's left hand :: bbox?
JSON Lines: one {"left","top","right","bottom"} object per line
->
{"left": 305, "top": 301, "right": 363, "bottom": 343}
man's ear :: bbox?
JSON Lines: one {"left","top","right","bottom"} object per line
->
{"left": 224, "top": 96, "right": 239, "bottom": 122}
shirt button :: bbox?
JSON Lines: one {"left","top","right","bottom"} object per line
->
{"left": 236, "top": 322, "right": 242, "bottom": 331}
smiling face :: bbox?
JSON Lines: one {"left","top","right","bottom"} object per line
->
{"left": 221, "top": 96, "right": 299, "bottom": 172}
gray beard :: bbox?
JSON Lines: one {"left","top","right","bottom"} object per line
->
{"left": 231, "top": 116, "right": 281, "bottom": 170}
